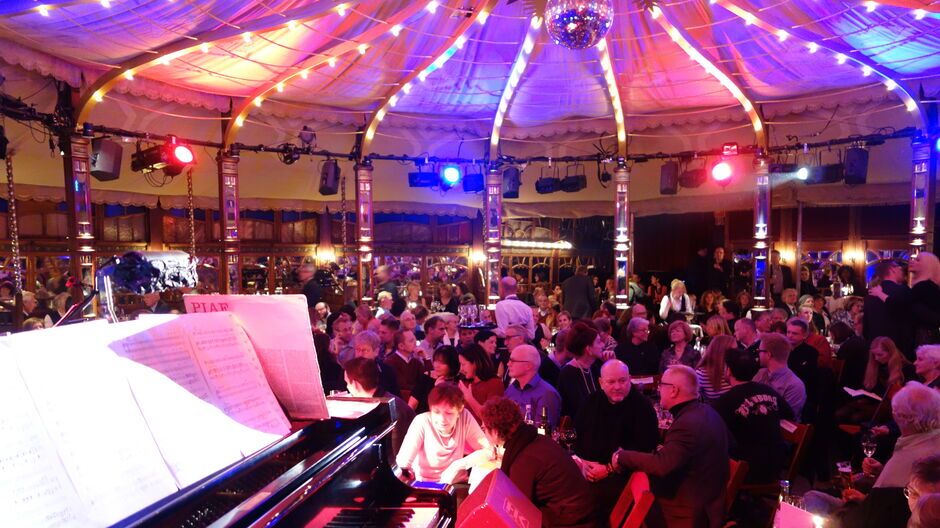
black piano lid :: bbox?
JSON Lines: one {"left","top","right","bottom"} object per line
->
{"left": 111, "top": 397, "right": 396, "bottom": 528}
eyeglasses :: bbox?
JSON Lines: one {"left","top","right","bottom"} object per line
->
{"left": 757, "top": 349, "right": 768, "bottom": 354}
{"left": 507, "top": 358, "right": 531, "bottom": 364}
{"left": 904, "top": 485, "right": 919, "bottom": 501}
{"left": 506, "top": 334, "right": 524, "bottom": 340}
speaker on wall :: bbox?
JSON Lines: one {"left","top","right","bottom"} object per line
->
{"left": 503, "top": 167, "right": 521, "bottom": 199}
{"left": 319, "top": 159, "right": 340, "bottom": 195}
{"left": 844, "top": 147, "right": 869, "bottom": 185}
{"left": 660, "top": 161, "right": 678, "bottom": 195}
{"left": 90, "top": 138, "right": 123, "bottom": 181}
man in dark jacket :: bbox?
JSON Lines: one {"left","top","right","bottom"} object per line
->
{"left": 864, "top": 260, "right": 914, "bottom": 359}
{"left": 612, "top": 365, "right": 729, "bottom": 528}
{"left": 561, "top": 266, "right": 597, "bottom": 320}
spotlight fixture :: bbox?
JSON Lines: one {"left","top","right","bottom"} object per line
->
{"left": 130, "top": 135, "right": 195, "bottom": 176}
{"left": 408, "top": 164, "right": 438, "bottom": 187}
{"left": 463, "top": 167, "right": 484, "bottom": 193}
{"left": 277, "top": 143, "right": 301, "bottom": 165}
{"left": 711, "top": 161, "right": 733, "bottom": 185}
{"left": 503, "top": 166, "right": 522, "bottom": 198}
{"left": 440, "top": 164, "right": 462, "bottom": 188}
{"left": 561, "top": 163, "right": 587, "bottom": 192}
{"left": 298, "top": 125, "right": 317, "bottom": 148}
{"left": 536, "top": 166, "right": 561, "bottom": 194}
{"left": 721, "top": 142, "right": 739, "bottom": 157}
{"left": 796, "top": 166, "right": 809, "bottom": 180}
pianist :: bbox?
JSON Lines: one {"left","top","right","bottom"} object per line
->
{"left": 396, "top": 383, "right": 488, "bottom": 483}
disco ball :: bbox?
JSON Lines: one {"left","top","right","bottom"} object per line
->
{"left": 545, "top": 0, "right": 614, "bottom": 50}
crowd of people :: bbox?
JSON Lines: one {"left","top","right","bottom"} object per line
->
{"left": 303, "top": 252, "right": 940, "bottom": 528}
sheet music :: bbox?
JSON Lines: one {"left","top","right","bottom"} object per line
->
{"left": 8, "top": 325, "right": 179, "bottom": 526}
{"left": 184, "top": 295, "right": 329, "bottom": 420}
{"left": 0, "top": 349, "right": 94, "bottom": 528}
{"left": 175, "top": 313, "right": 291, "bottom": 440}
{"left": 844, "top": 387, "right": 882, "bottom": 401}
{"left": 119, "top": 358, "right": 257, "bottom": 488}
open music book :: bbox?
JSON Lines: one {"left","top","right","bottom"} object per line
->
{"left": 0, "top": 300, "right": 329, "bottom": 527}
{"left": 844, "top": 387, "right": 883, "bottom": 401}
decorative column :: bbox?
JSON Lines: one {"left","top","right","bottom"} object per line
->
{"left": 218, "top": 152, "right": 240, "bottom": 294}
{"left": 484, "top": 164, "right": 502, "bottom": 309}
{"left": 64, "top": 135, "right": 96, "bottom": 296}
{"left": 910, "top": 136, "right": 936, "bottom": 253}
{"left": 613, "top": 158, "right": 630, "bottom": 310}
{"left": 355, "top": 160, "right": 375, "bottom": 302}
{"left": 752, "top": 155, "right": 771, "bottom": 309}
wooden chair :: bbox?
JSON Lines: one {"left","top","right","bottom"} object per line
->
{"left": 741, "top": 421, "right": 813, "bottom": 495}
{"left": 830, "top": 358, "right": 845, "bottom": 385}
{"left": 726, "top": 459, "right": 749, "bottom": 513}
{"left": 610, "top": 471, "right": 655, "bottom": 528}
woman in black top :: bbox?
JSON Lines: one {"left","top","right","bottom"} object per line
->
{"left": 556, "top": 322, "right": 603, "bottom": 419}
{"left": 481, "top": 398, "right": 597, "bottom": 528}
{"left": 408, "top": 346, "right": 460, "bottom": 413}
{"left": 909, "top": 252, "right": 940, "bottom": 346}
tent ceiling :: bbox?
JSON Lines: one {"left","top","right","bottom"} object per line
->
{"left": 1, "top": 0, "right": 937, "bottom": 142}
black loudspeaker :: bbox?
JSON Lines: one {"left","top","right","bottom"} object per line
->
{"left": 844, "top": 147, "right": 869, "bottom": 185}
{"left": 319, "top": 159, "right": 340, "bottom": 195}
{"left": 463, "top": 172, "right": 484, "bottom": 193}
{"left": 807, "top": 163, "right": 844, "bottom": 185}
{"left": 91, "top": 138, "right": 123, "bottom": 181}
{"left": 660, "top": 161, "right": 678, "bottom": 195}
{"left": 503, "top": 167, "right": 521, "bottom": 199}
{"left": 679, "top": 168, "right": 706, "bottom": 188}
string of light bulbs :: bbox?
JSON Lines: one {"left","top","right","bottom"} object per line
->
{"left": 490, "top": 16, "right": 544, "bottom": 154}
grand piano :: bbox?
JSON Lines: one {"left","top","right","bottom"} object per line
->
{"left": 114, "top": 397, "right": 455, "bottom": 528}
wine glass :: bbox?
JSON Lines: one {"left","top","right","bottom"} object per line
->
{"left": 861, "top": 436, "right": 877, "bottom": 459}
{"left": 560, "top": 428, "right": 577, "bottom": 453}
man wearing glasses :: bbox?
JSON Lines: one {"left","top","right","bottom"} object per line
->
{"left": 752, "top": 333, "right": 806, "bottom": 421}
{"left": 503, "top": 344, "right": 561, "bottom": 429}
{"left": 610, "top": 365, "right": 730, "bottom": 528}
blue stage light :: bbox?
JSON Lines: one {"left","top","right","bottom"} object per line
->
{"left": 441, "top": 165, "right": 462, "bottom": 187}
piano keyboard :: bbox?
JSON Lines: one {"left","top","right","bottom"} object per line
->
{"left": 306, "top": 506, "right": 440, "bottom": 528}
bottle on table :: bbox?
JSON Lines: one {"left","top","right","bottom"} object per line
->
{"left": 537, "top": 406, "right": 549, "bottom": 436}
{"left": 524, "top": 404, "right": 534, "bottom": 426}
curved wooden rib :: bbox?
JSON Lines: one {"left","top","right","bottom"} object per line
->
{"left": 714, "top": 0, "right": 926, "bottom": 129}
{"left": 222, "top": 1, "right": 435, "bottom": 148}
{"left": 361, "top": 0, "right": 497, "bottom": 155}
{"left": 651, "top": 5, "right": 766, "bottom": 145}
{"left": 75, "top": 2, "right": 361, "bottom": 124}
{"left": 597, "top": 38, "right": 626, "bottom": 157}
{"left": 489, "top": 16, "right": 544, "bottom": 156}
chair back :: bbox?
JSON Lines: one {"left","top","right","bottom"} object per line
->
{"left": 610, "top": 471, "right": 655, "bottom": 528}
{"left": 781, "top": 421, "right": 814, "bottom": 482}
{"left": 726, "top": 459, "right": 749, "bottom": 513}
{"left": 830, "top": 358, "right": 845, "bottom": 385}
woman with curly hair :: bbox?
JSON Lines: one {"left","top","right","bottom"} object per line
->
{"left": 480, "top": 397, "right": 597, "bottom": 527}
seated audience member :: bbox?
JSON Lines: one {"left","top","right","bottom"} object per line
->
{"left": 411, "top": 305, "right": 429, "bottom": 340}
{"left": 837, "top": 336, "right": 915, "bottom": 424}
{"left": 314, "top": 302, "right": 330, "bottom": 333}
{"left": 701, "top": 315, "right": 732, "bottom": 347}
{"left": 396, "top": 383, "right": 487, "bottom": 483}
{"left": 659, "top": 279, "right": 693, "bottom": 322}
{"left": 441, "top": 312, "right": 460, "bottom": 347}
{"left": 713, "top": 348, "right": 794, "bottom": 484}
{"left": 659, "top": 319, "right": 699, "bottom": 373}
{"left": 457, "top": 344, "right": 504, "bottom": 421}
{"left": 375, "top": 291, "right": 393, "bottom": 318}
{"left": 797, "top": 304, "right": 833, "bottom": 367}
{"left": 480, "top": 397, "right": 598, "bottom": 527}
{"left": 409, "top": 346, "right": 460, "bottom": 413}
{"left": 753, "top": 332, "right": 807, "bottom": 421}
{"left": 377, "top": 318, "right": 400, "bottom": 359}
{"left": 752, "top": 309, "right": 773, "bottom": 334}
{"left": 418, "top": 314, "right": 447, "bottom": 358}
{"left": 400, "top": 309, "right": 423, "bottom": 340}
{"left": 21, "top": 317, "right": 46, "bottom": 331}
{"left": 785, "top": 317, "right": 820, "bottom": 387}
{"left": 805, "top": 386, "right": 940, "bottom": 528}
{"left": 385, "top": 330, "right": 424, "bottom": 401}
{"left": 593, "top": 317, "right": 618, "bottom": 356}
{"left": 831, "top": 321, "right": 869, "bottom": 389}
{"left": 573, "top": 360, "right": 658, "bottom": 510}
{"left": 612, "top": 365, "right": 730, "bottom": 528}
{"left": 910, "top": 492, "right": 940, "bottom": 528}
{"left": 503, "top": 344, "right": 561, "bottom": 428}
{"left": 314, "top": 332, "right": 346, "bottom": 394}
{"left": 352, "top": 330, "right": 400, "bottom": 397}
{"left": 344, "top": 357, "right": 414, "bottom": 455}
{"left": 913, "top": 345, "right": 940, "bottom": 389}
{"left": 734, "top": 317, "right": 761, "bottom": 358}
{"left": 615, "top": 317, "right": 661, "bottom": 376}
{"left": 474, "top": 328, "right": 505, "bottom": 379}
{"left": 330, "top": 313, "right": 355, "bottom": 366}
{"left": 352, "top": 303, "right": 374, "bottom": 334}
{"left": 695, "top": 335, "right": 734, "bottom": 403}
{"left": 718, "top": 299, "right": 740, "bottom": 329}
{"left": 558, "top": 322, "right": 604, "bottom": 418}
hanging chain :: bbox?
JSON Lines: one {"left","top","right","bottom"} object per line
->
{"left": 5, "top": 155, "right": 23, "bottom": 291}
{"left": 340, "top": 169, "right": 348, "bottom": 259}
{"left": 186, "top": 167, "right": 196, "bottom": 264}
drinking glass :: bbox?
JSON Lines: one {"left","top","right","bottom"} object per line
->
{"left": 836, "top": 461, "right": 853, "bottom": 490}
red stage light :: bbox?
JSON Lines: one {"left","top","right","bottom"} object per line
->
{"left": 712, "top": 161, "right": 732, "bottom": 183}
{"left": 173, "top": 145, "right": 195, "bottom": 164}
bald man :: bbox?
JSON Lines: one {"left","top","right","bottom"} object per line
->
{"left": 494, "top": 276, "right": 535, "bottom": 340}
{"left": 573, "top": 360, "right": 658, "bottom": 510}
{"left": 612, "top": 365, "right": 730, "bottom": 528}
{"left": 504, "top": 344, "right": 561, "bottom": 428}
